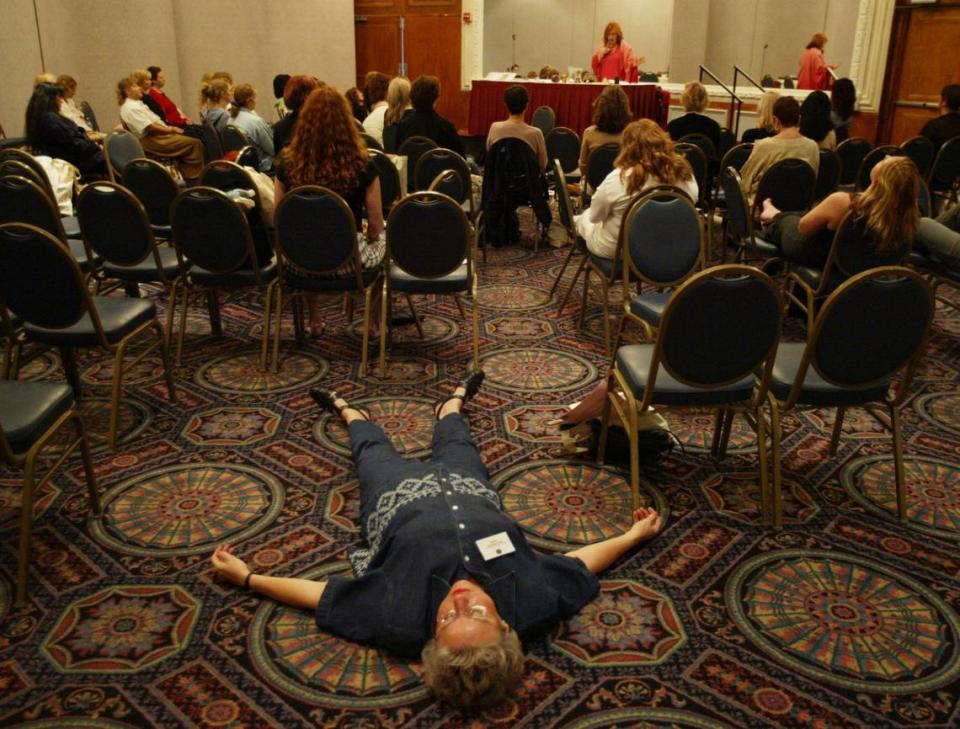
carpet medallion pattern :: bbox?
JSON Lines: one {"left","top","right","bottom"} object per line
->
{"left": 1, "top": 236, "right": 959, "bottom": 727}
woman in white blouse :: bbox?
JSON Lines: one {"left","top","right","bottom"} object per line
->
{"left": 575, "top": 119, "right": 698, "bottom": 260}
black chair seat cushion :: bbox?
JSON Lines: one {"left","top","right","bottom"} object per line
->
{"left": 628, "top": 291, "right": 671, "bottom": 327}
{"left": 748, "top": 234, "right": 781, "bottom": 257}
{"left": 189, "top": 259, "right": 278, "bottom": 287}
{"left": 588, "top": 254, "right": 621, "bottom": 278}
{"left": 390, "top": 263, "right": 469, "bottom": 293}
{"left": 283, "top": 266, "right": 380, "bottom": 292}
{"left": 616, "top": 344, "right": 756, "bottom": 405}
{"left": 792, "top": 264, "right": 845, "bottom": 294}
{"left": 769, "top": 342, "right": 889, "bottom": 406}
{"left": 151, "top": 224, "right": 172, "bottom": 237}
{"left": 102, "top": 247, "right": 184, "bottom": 283}
{"left": 0, "top": 380, "right": 74, "bottom": 454}
{"left": 24, "top": 296, "right": 156, "bottom": 345}
{"left": 62, "top": 215, "right": 81, "bottom": 238}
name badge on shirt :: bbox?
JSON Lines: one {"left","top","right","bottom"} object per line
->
{"left": 476, "top": 532, "right": 516, "bottom": 561}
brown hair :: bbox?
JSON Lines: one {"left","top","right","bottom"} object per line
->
{"left": 199, "top": 78, "right": 230, "bottom": 109}
{"left": 229, "top": 83, "right": 255, "bottom": 118}
{"left": 593, "top": 85, "right": 632, "bottom": 133}
{"left": 616, "top": 119, "right": 693, "bottom": 194}
{"left": 772, "top": 96, "right": 800, "bottom": 127}
{"left": 282, "top": 86, "right": 368, "bottom": 195}
{"left": 421, "top": 628, "right": 524, "bottom": 709}
{"left": 603, "top": 21, "right": 623, "bottom": 44}
{"left": 806, "top": 32, "right": 828, "bottom": 49}
{"left": 56, "top": 74, "right": 77, "bottom": 95}
{"left": 116, "top": 76, "right": 136, "bottom": 104}
{"left": 853, "top": 156, "right": 920, "bottom": 255}
{"left": 364, "top": 71, "right": 391, "bottom": 106}
{"left": 284, "top": 75, "right": 322, "bottom": 113}
{"left": 410, "top": 75, "right": 440, "bottom": 112}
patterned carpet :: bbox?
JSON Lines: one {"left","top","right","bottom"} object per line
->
{"left": 2, "top": 227, "right": 960, "bottom": 728}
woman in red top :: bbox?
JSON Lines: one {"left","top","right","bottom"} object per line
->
{"left": 591, "top": 22, "right": 644, "bottom": 83}
{"left": 797, "top": 33, "right": 837, "bottom": 90}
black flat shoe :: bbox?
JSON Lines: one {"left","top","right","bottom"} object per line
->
{"left": 310, "top": 388, "right": 344, "bottom": 416}
{"left": 435, "top": 369, "right": 485, "bottom": 419}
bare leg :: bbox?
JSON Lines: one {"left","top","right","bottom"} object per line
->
{"left": 560, "top": 381, "right": 609, "bottom": 426}
{"left": 330, "top": 395, "right": 368, "bottom": 425}
{"left": 211, "top": 545, "right": 325, "bottom": 611}
{"left": 307, "top": 294, "right": 325, "bottom": 338}
{"left": 759, "top": 198, "right": 781, "bottom": 225}
{"left": 437, "top": 385, "right": 468, "bottom": 419}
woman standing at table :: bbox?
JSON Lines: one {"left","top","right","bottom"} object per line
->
{"left": 591, "top": 22, "right": 644, "bottom": 83}
{"left": 797, "top": 33, "right": 837, "bottom": 91}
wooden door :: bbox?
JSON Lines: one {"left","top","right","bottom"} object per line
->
{"left": 354, "top": 0, "right": 464, "bottom": 129}
{"left": 878, "top": 1, "right": 960, "bottom": 144}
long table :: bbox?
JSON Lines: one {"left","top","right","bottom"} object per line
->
{"left": 468, "top": 80, "right": 670, "bottom": 137}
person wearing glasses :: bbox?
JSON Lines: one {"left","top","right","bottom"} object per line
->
{"left": 211, "top": 371, "right": 662, "bottom": 709}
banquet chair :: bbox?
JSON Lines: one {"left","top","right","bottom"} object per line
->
{"left": 928, "top": 136, "right": 960, "bottom": 209}
{"left": 398, "top": 136, "right": 439, "bottom": 190}
{"left": 199, "top": 120, "right": 224, "bottom": 163}
{"left": 360, "top": 133, "right": 384, "bottom": 152}
{"left": 814, "top": 149, "right": 841, "bottom": 202}
{"left": 753, "top": 158, "right": 816, "bottom": 216}
{"left": 582, "top": 143, "right": 619, "bottom": 204}
{"left": 900, "top": 136, "right": 935, "bottom": 180}
{"left": 221, "top": 125, "right": 251, "bottom": 155}
{"left": 856, "top": 145, "right": 902, "bottom": 191}
{"left": 546, "top": 127, "right": 581, "bottom": 185}
{"left": 549, "top": 158, "right": 589, "bottom": 310}
{"left": 380, "top": 191, "right": 478, "bottom": 372}
{"left": 428, "top": 170, "right": 463, "bottom": 200}
{"left": 79, "top": 100, "right": 99, "bottom": 131}
{"left": 105, "top": 130, "right": 148, "bottom": 184}
{"left": 785, "top": 210, "right": 912, "bottom": 330}
{"left": 531, "top": 105, "right": 556, "bottom": 137}
{"left": 605, "top": 187, "right": 704, "bottom": 353}
{"left": 0, "top": 223, "right": 176, "bottom": 448}
{"left": 368, "top": 150, "right": 402, "bottom": 215}
{"left": 0, "top": 149, "right": 81, "bottom": 237}
{"left": 836, "top": 137, "right": 872, "bottom": 188}
{"left": 121, "top": 158, "right": 180, "bottom": 238}
{"left": 415, "top": 148, "right": 475, "bottom": 222}
{"left": 767, "top": 267, "right": 933, "bottom": 525}
{"left": 0, "top": 175, "right": 96, "bottom": 274}
{"left": 675, "top": 142, "right": 709, "bottom": 210}
{"left": 599, "top": 265, "right": 782, "bottom": 513}
{"left": 720, "top": 167, "right": 780, "bottom": 264}
{"left": 268, "top": 186, "right": 381, "bottom": 373}
{"left": 169, "top": 187, "right": 276, "bottom": 365}
{"left": 76, "top": 182, "right": 186, "bottom": 347}
{"left": 0, "top": 379, "right": 99, "bottom": 605}
{"left": 480, "top": 137, "right": 551, "bottom": 251}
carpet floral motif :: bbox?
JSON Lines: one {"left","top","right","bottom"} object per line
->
{"left": 181, "top": 406, "right": 279, "bottom": 446}
{"left": 43, "top": 585, "right": 198, "bottom": 672}
{"left": 314, "top": 397, "right": 436, "bottom": 458}
{"left": 482, "top": 348, "right": 596, "bottom": 392}
{"left": 727, "top": 549, "right": 960, "bottom": 692}
{"left": 553, "top": 579, "right": 686, "bottom": 666}
{"left": 195, "top": 352, "right": 327, "bottom": 394}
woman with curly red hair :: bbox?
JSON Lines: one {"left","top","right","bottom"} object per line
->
{"left": 275, "top": 85, "right": 384, "bottom": 336}
{"left": 591, "top": 21, "right": 644, "bottom": 83}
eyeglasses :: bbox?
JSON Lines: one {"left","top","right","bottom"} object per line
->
{"left": 437, "top": 605, "right": 490, "bottom": 630}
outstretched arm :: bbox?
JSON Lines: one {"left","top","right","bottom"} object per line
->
{"left": 211, "top": 545, "right": 327, "bottom": 610}
{"left": 565, "top": 507, "right": 661, "bottom": 574}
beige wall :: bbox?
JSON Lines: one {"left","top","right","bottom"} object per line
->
{"left": 0, "top": 0, "right": 355, "bottom": 137}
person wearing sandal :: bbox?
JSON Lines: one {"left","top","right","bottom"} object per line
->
{"left": 211, "top": 369, "right": 663, "bottom": 710}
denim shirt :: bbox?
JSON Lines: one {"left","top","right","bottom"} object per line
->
{"left": 315, "top": 465, "right": 600, "bottom": 658}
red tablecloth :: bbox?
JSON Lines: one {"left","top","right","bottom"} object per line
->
{"left": 468, "top": 80, "right": 669, "bottom": 137}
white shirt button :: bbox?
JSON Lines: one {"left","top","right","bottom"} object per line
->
{"left": 464, "top": 555, "right": 470, "bottom": 562}
{"left": 452, "top": 505, "right": 459, "bottom": 511}
{"left": 459, "top": 523, "right": 465, "bottom": 530}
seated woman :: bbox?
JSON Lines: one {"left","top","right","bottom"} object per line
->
{"left": 742, "top": 91, "right": 779, "bottom": 144}
{"left": 831, "top": 78, "right": 856, "bottom": 144}
{"left": 56, "top": 74, "right": 100, "bottom": 141}
{"left": 738, "top": 96, "right": 820, "bottom": 206}
{"left": 396, "top": 75, "right": 464, "bottom": 155}
{"left": 667, "top": 81, "right": 720, "bottom": 152}
{"left": 274, "top": 85, "right": 385, "bottom": 337}
{"left": 273, "top": 75, "right": 322, "bottom": 154}
{"left": 199, "top": 77, "right": 232, "bottom": 133}
{"left": 26, "top": 82, "right": 106, "bottom": 177}
{"left": 800, "top": 90, "right": 836, "bottom": 151}
{"left": 579, "top": 85, "right": 631, "bottom": 178}
{"left": 575, "top": 119, "right": 698, "bottom": 261}
{"left": 228, "top": 84, "right": 276, "bottom": 173}
{"left": 760, "top": 155, "right": 920, "bottom": 268}
{"left": 382, "top": 76, "right": 412, "bottom": 153}
{"left": 118, "top": 76, "right": 204, "bottom": 181}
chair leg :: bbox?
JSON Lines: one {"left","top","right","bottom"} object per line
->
{"left": 767, "top": 392, "right": 783, "bottom": 528}
{"left": 626, "top": 390, "right": 641, "bottom": 511}
{"left": 206, "top": 291, "right": 222, "bottom": 336}
{"left": 600, "top": 281, "right": 612, "bottom": 358}
{"left": 293, "top": 296, "right": 305, "bottom": 347}
{"left": 108, "top": 339, "right": 129, "bottom": 450}
{"left": 59, "top": 346, "right": 82, "bottom": 399}
{"left": 558, "top": 255, "right": 589, "bottom": 313}
{"left": 829, "top": 407, "right": 845, "bottom": 456}
{"left": 890, "top": 402, "right": 908, "bottom": 521}
{"left": 717, "top": 409, "right": 735, "bottom": 459}
{"left": 176, "top": 285, "right": 190, "bottom": 365}
{"left": 756, "top": 403, "right": 770, "bottom": 525}
{"left": 577, "top": 268, "right": 591, "bottom": 331}
{"left": 360, "top": 287, "right": 372, "bottom": 375}
{"left": 272, "top": 287, "right": 285, "bottom": 374}
{"left": 260, "top": 281, "right": 277, "bottom": 372}
{"left": 15, "top": 451, "right": 38, "bottom": 606}
{"left": 72, "top": 410, "right": 100, "bottom": 514}
{"left": 163, "top": 278, "right": 179, "bottom": 354}
{"left": 549, "top": 242, "right": 578, "bottom": 296}
{"left": 378, "top": 280, "right": 390, "bottom": 373}
{"left": 407, "top": 294, "right": 426, "bottom": 338}
{"left": 155, "top": 321, "right": 176, "bottom": 405}
{"left": 471, "top": 287, "right": 481, "bottom": 370}
{"left": 710, "top": 409, "right": 725, "bottom": 458}
{"left": 452, "top": 293, "right": 466, "bottom": 320}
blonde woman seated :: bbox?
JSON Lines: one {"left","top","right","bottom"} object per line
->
{"left": 760, "top": 155, "right": 920, "bottom": 268}
{"left": 199, "top": 77, "right": 232, "bottom": 133}
{"left": 742, "top": 91, "right": 779, "bottom": 144}
{"left": 575, "top": 119, "right": 698, "bottom": 260}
